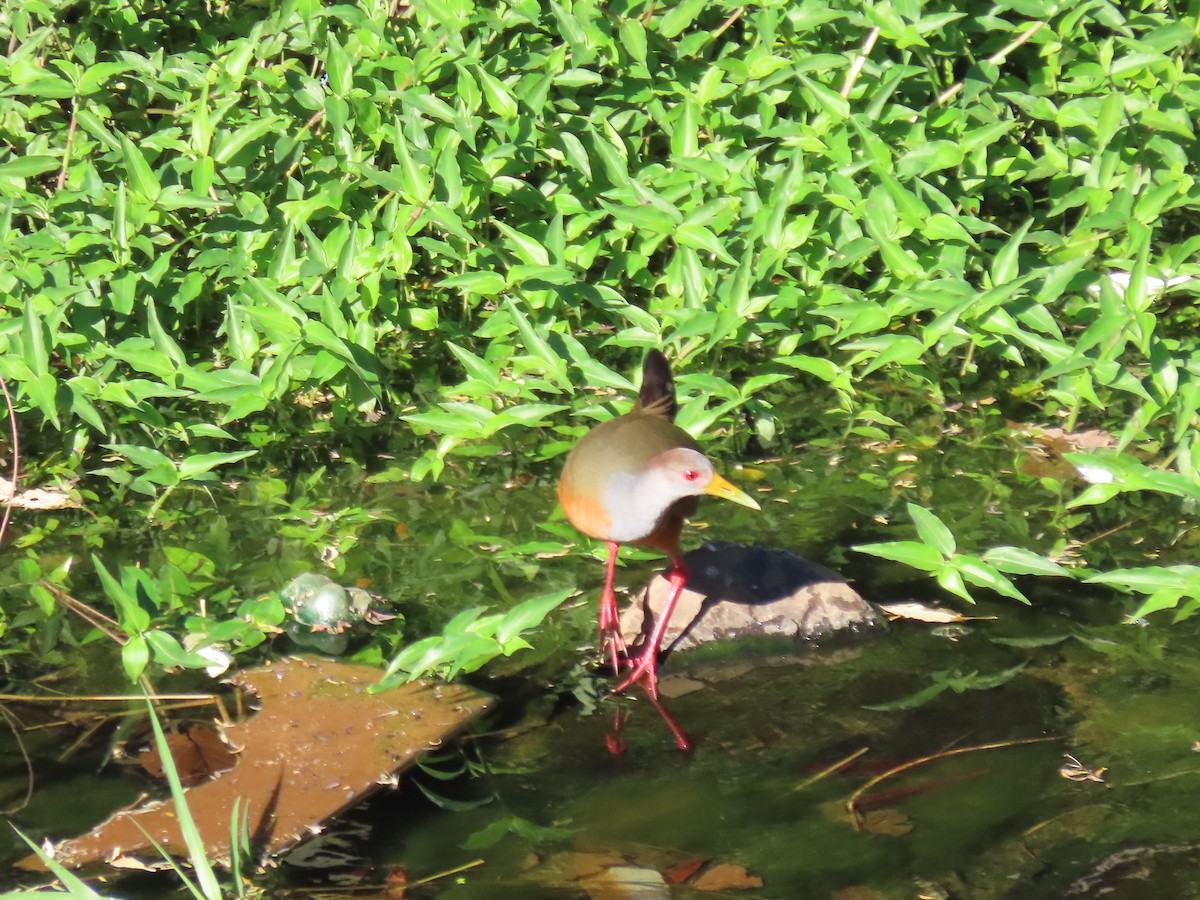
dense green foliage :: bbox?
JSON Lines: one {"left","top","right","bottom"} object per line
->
{"left": 4, "top": 0, "right": 1200, "bottom": 680}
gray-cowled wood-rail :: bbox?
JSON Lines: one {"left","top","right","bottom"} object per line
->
{"left": 558, "top": 350, "right": 760, "bottom": 699}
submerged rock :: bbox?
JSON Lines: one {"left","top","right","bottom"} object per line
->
{"left": 620, "top": 541, "right": 880, "bottom": 652}
{"left": 24, "top": 659, "right": 491, "bottom": 872}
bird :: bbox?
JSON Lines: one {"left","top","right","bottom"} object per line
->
{"left": 558, "top": 350, "right": 760, "bottom": 699}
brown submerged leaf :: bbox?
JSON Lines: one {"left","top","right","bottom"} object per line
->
{"left": 137, "top": 724, "right": 238, "bottom": 786}
{"left": 691, "top": 862, "right": 764, "bottom": 891}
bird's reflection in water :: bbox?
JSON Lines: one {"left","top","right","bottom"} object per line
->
{"left": 604, "top": 686, "right": 692, "bottom": 755}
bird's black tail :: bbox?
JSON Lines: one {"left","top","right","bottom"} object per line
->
{"left": 638, "top": 349, "right": 677, "bottom": 422}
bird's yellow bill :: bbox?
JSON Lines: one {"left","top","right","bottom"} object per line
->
{"left": 705, "top": 472, "right": 761, "bottom": 510}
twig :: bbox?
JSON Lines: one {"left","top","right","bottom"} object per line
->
{"left": 795, "top": 746, "right": 869, "bottom": 792}
{"left": 282, "top": 109, "right": 327, "bottom": 181}
{"left": 0, "top": 693, "right": 220, "bottom": 704}
{"left": 933, "top": 22, "right": 1045, "bottom": 107}
{"left": 0, "top": 706, "right": 35, "bottom": 813}
{"left": 36, "top": 580, "right": 124, "bottom": 643}
{"left": 15, "top": 695, "right": 233, "bottom": 741}
{"left": 0, "top": 375, "right": 17, "bottom": 547}
{"left": 406, "top": 858, "right": 486, "bottom": 888}
{"left": 846, "top": 735, "right": 1061, "bottom": 829}
{"left": 1080, "top": 514, "right": 1147, "bottom": 547}
{"left": 841, "top": 27, "right": 879, "bottom": 98}
{"left": 713, "top": 8, "right": 743, "bottom": 39}
{"left": 55, "top": 100, "right": 78, "bottom": 192}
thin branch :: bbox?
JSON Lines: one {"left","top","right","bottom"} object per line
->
{"left": 0, "top": 375, "right": 18, "bottom": 547}
{"left": 0, "top": 693, "right": 219, "bottom": 703}
{"left": 933, "top": 22, "right": 1045, "bottom": 107}
{"left": 795, "top": 746, "right": 870, "bottom": 792}
{"left": 713, "top": 7, "right": 744, "bottom": 40}
{"left": 56, "top": 100, "right": 78, "bottom": 192}
{"left": 841, "top": 27, "right": 879, "bottom": 98}
{"left": 282, "top": 109, "right": 327, "bottom": 182}
{"left": 846, "top": 735, "right": 1061, "bottom": 829}
{"left": 406, "top": 859, "right": 486, "bottom": 888}
{"left": 37, "top": 580, "right": 124, "bottom": 643}
{"left": 0, "top": 706, "right": 35, "bottom": 813}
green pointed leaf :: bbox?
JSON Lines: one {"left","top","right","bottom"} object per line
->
{"left": 907, "top": 504, "right": 956, "bottom": 557}
{"left": 120, "top": 133, "right": 160, "bottom": 199}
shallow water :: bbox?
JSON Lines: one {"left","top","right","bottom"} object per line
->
{"left": 351, "top": 604, "right": 1200, "bottom": 899}
{"left": 5, "top": 420, "right": 1200, "bottom": 897}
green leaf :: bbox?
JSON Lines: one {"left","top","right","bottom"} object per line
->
{"left": 953, "top": 556, "right": 1030, "bottom": 604}
{"left": 122, "top": 634, "right": 150, "bottom": 682}
{"left": 863, "top": 681, "right": 950, "bottom": 711}
{"left": 657, "top": 0, "right": 707, "bottom": 38}
{"left": 494, "top": 222, "right": 550, "bottom": 266}
{"left": 853, "top": 540, "right": 946, "bottom": 572}
{"left": 982, "top": 547, "right": 1071, "bottom": 578}
{"left": 144, "top": 697, "right": 224, "bottom": 899}
{"left": 477, "top": 68, "right": 518, "bottom": 120}
{"left": 936, "top": 566, "right": 972, "bottom": 603}
{"left": 0, "top": 156, "right": 60, "bottom": 179}
{"left": 798, "top": 74, "right": 850, "bottom": 118}
{"left": 119, "top": 133, "right": 160, "bottom": 200}
{"left": 896, "top": 141, "right": 964, "bottom": 178}
{"left": 991, "top": 218, "right": 1033, "bottom": 285}
{"left": 325, "top": 35, "right": 353, "bottom": 95}
{"left": 439, "top": 271, "right": 507, "bottom": 295}
{"left": 494, "top": 589, "right": 572, "bottom": 646}
{"left": 213, "top": 115, "right": 281, "bottom": 164}
{"left": 776, "top": 354, "right": 842, "bottom": 383}
{"left": 146, "top": 630, "right": 211, "bottom": 669}
{"left": 1086, "top": 565, "right": 1200, "bottom": 592}
{"left": 146, "top": 299, "right": 186, "bottom": 366}
{"left": 907, "top": 504, "right": 956, "bottom": 557}
{"left": 177, "top": 450, "right": 258, "bottom": 480}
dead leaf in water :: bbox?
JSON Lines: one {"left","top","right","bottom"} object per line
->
{"left": 1010, "top": 424, "right": 1117, "bottom": 452}
{"left": 662, "top": 856, "right": 706, "bottom": 884}
{"left": 878, "top": 602, "right": 996, "bottom": 624}
{"left": 136, "top": 724, "right": 237, "bottom": 786}
{"left": 859, "top": 808, "right": 913, "bottom": 837}
{"left": 692, "top": 863, "right": 764, "bottom": 891}
{"left": 574, "top": 851, "right": 627, "bottom": 879}
{"left": 0, "top": 477, "right": 80, "bottom": 510}
{"left": 832, "top": 888, "right": 883, "bottom": 900}
{"left": 25, "top": 658, "right": 491, "bottom": 871}
{"left": 384, "top": 866, "right": 408, "bottom": 898}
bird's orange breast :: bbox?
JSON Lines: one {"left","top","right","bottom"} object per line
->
{"left": 557, "top": 474, "right": 613, "bottom": 540}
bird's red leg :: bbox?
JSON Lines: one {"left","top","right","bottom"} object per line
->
{"left": 641, "top": 684, "right": 692, "bottom": 752}
{"left": 614, "top": 557, "right": 687, "bottom": 699}
{"left": 598, "top": 541, "right": 628, "bottom": 674}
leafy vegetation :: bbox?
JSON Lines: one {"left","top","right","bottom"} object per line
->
{"left": 4, "top": 0, "right": 1200, "bottom": 694}
{"left": 7, "top": 5, "right": 1200, "bottom": 895}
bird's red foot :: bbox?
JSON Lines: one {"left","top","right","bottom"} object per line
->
{"left": 612, "top": 645, "right": 660, "bottom": 699}
{"left": 598, "top": 585, "right": 629, "bottom": 674}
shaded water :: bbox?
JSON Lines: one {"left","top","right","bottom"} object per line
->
{"left": 341, "top": 606, "right": 1200, "bottom": 898}
{"left": 4, "top": 418, "right": 1200, "bottom": 897}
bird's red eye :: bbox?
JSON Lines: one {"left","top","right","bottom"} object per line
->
{"left": 683, "top": 469, "right": 700, "bottom": 481}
